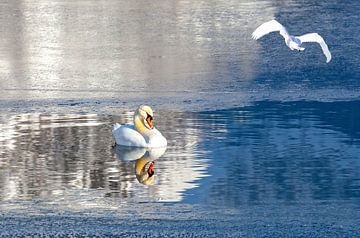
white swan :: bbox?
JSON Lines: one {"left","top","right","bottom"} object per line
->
{"left": 252, "top": 19, "right": 332, "bottom": 63}
{"left": 112, "top": 105, "right": 167, "bottom": 148}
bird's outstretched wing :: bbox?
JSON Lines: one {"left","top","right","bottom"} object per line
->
{"left": 252, "top": 19, "right": 289, "bottom": 40}
{"left": 297, "top": 33, "right": 332, "bottom": 63}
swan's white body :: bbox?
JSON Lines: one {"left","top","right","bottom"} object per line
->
{"left": 112, "top": 105, "right": 167, "bottom": 148}
{"left": 113, "top": 123, "right": 167, "bottom": 148}
{"left": 252, "top": 19, "right": 332, "bottom": 63}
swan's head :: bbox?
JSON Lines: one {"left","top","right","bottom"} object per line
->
{"left": 135, "top": 105, "right": 154, "bottom": 130}
{"left": 135, "top": 159, "right": 156, "bottom": 185}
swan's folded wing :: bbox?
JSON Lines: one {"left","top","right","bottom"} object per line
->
{"left": 147, "top": 128, "right": 167, "bottom": 148}
{"left": 252, "top": 19, "right": 289, "bottom": 40}
{"left": 297, "top": 33, "right": 332, "bottom": 63}
{"left": 112, "top": 124, "right": 147, "bottom": 147}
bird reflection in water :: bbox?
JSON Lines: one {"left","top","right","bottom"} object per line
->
{"left": 114, "top": 146, "right": 166, "bottom": 185}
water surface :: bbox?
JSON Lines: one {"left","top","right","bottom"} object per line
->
{"left": 1, "top": 101, "right": 359, "bottom": 205}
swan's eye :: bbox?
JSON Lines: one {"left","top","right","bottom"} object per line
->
{"left": 145, "top": 114, "right": 154, "bottom": 129}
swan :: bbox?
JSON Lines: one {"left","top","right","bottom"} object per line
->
{"left": 252, "top": 19, "right": 332, "bottom": 63}
{"left": 112, "top": 105, "right": 167, "bottom": 148}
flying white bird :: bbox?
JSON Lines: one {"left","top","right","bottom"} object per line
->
{"left": 252, "top": 19, "right": 332, "bottom": 63}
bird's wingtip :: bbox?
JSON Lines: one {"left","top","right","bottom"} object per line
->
{"left": 326, "top": 55, "right": 332, "bottom": 63}
{"left": 326, "top": 53, "right": 332, "bottom": 63}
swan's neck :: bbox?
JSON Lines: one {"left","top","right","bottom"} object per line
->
{"left": 134, "top": 115, "right": 149, "bottom": 135}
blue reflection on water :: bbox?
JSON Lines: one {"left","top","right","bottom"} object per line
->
{"left": 184, "top": 100, "right": 360, "bottom": 206}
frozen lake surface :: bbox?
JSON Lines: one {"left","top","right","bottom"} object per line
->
{"left": 0, "top": 0, "right": 360, "bottom": 237}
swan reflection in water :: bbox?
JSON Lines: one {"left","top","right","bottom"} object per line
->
{"left": 114, "top": 146, "right": 166, "bottom": 185}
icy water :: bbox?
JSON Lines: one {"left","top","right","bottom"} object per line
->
{"left": 1, "top": 0, "right": 360, "bottom": 237}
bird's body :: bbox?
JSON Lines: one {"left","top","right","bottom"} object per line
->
{"left": 252, "top": 19, "right": 331, "bottom": 63}
{"left": 112, "top": 105, "right": 167, "bottom": 148}
{"left": 287, "top": 36, "right": 304, "bottom": 51}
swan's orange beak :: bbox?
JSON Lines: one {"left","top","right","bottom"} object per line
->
{"left": 146, "top": 115, "right": 154, "bottom": 129}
